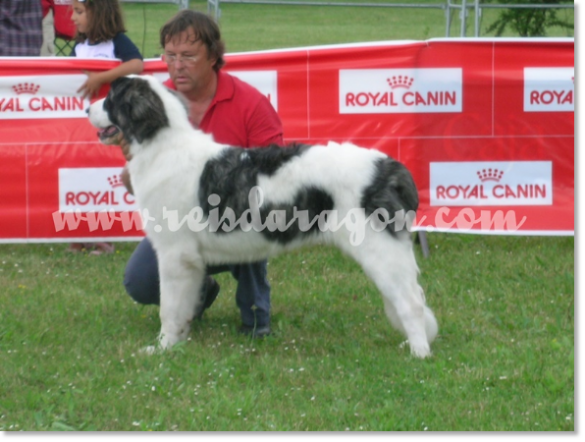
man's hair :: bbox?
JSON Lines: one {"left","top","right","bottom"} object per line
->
{"left": 74, "top": 0, "right": 127, "bottom": 44}
{"left": 159, "top": 10, "right": 226, "bottom": 72}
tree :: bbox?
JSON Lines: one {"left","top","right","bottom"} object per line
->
{"left": 485, "top": 0, "right": 574, "bottom": 37}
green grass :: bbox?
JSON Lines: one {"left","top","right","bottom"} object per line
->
{"left": 0, "top": 235, "right": 574, "bottom": 431}
{"left": 117, "top": 0, "right": 574, "bottom": 57}
{"left": 3, "top": 0, "right": 575, "bottom": 432}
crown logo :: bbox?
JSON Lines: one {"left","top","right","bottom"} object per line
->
{"left": 387, "top": 75, "right": 414, "bottom": 89}
{"left": 12, "top": 83, "right": 40, "bottom": 95}
{"left": 107, "top": 175, "right": 124, "bottom": 188}
{"left": 477, "top": 168, "right": 504, "bottom": 182}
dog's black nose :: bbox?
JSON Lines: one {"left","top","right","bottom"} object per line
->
{"left": 85, "top": 107, "right": 89, "bottom": 115}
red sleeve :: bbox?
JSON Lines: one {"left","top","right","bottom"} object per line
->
{"left": 42, "top": 0, "right": 51, "bottom": 17}
{"left": 246, "top": 96, "right": 284, "bottom": 147}
{"left": 53, "top": 2, "right": 76, "bottom": 39}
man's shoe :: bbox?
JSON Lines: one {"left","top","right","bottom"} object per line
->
{"left": 238, "top": 324, "right": 271, "bottom": 338}
{"left": 194, "top": 277, "right": 220, "bottom": 320}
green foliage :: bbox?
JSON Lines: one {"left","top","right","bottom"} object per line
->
{"left": 484, "top": 0, "right": 574, "bottom": 36}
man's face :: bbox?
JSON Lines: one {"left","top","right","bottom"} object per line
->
{"left": 163, "top": 29, "right": 217, "bottom": 95}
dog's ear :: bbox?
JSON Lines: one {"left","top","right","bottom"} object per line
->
{"left": 108, "top": 77, "right": 133, "bottom": 102}
{"left": 111, "top": 76, "right": 132, "bottom": 90}
{"left": 108, "top": 77, "right": 169, "bottom": 143}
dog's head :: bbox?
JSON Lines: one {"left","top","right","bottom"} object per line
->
{"left": 88, "top": 76, "right": 176, "bottom": 145}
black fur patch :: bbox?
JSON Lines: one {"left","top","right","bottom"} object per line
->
{"left": 198, "top": 143, "right": 334, "bottom": 244}
{"left": 360, "top": 158, "right": 419, "bottom": 235}
{"left": 105, "top": 77, "right": 169, "bottom": 143}
{"left": 260, "top": 186, "right": 335, "bottom": 244}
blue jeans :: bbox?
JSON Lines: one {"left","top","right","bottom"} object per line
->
{"left": 123, "top": 238, "right": 271, "bottom": 327}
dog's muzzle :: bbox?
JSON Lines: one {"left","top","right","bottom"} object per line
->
{"left": 97, "top": 125, "right": 121, "bottom": 142}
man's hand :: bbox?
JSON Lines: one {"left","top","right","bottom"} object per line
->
{"left": 109, "top": 132, "right": 133, "bottom": 161}
{"left": 99, "top": 130, "right": 133, "bottom": 161}
{"left": 119, "top": 138, "right": 132, "bottom": 161}
{"left": 111, "top": 136, "right": 133, "bottom": 194}
{"left": 121, "top": 164, "right": 133, "bottom": 195}
{"left": 98, "top": 131, "right": 133, "bottom": 193}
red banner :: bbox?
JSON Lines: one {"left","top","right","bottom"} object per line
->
{"left": 0, "top": 38, "right": 574, "bottom": 242}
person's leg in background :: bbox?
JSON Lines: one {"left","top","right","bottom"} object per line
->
{"left": 124, "top": 238, "right": 219, "bottom": 317}
{"left": 124, "top": 240, "right": 270, "bottom": 337}
{"left": 123, "top": 238, "right": 161, "bottom": 305}
{"left": 229, "top": 261, "right": 271, "bottom": 337}
{"left": 40, "top": 8, "right": 55, "bottom": 56}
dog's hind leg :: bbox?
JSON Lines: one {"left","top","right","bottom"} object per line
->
{"left": 342, "top": 233, "right": 438, "bottom": 358}
{"left": 154, "top": 251, "right": 206, "bottom": 352}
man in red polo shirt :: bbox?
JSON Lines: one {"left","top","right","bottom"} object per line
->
{"left": 123, "top": 10, "right": 283, "bottom": 338}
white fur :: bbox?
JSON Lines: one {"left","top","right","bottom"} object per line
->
{"left": 88, "top": 75, "right": 438, "bottom": 358}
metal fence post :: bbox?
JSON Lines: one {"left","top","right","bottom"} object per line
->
{"left": 474, "top": 0, "right": 480, "bottom": 36}
{"left": 460, "top": 0, "right": 467, "bottom": 37}
{"left": 445, "top": 0, "right": 453, "bottom": 37}
{"left": 208, "top": 0, "right": 221, "bottom": 20}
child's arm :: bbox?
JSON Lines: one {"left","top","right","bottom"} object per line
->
{"left": 78, "top": 58, "right": 144, "bottom": 99}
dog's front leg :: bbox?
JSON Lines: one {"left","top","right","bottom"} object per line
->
{"left": 156, "top": 254, "right": 205, "bottom": 351}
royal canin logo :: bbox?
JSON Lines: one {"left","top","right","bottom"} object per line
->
{"left": 107, "top": 174, "right": 125, "bottom": 189}
{"left": 12, "top": 83, "right": 41, "bottom": 95}
{"left": 59, "top": 169, "right": 136, "bottom": 213}
{"left": 524, "top": 67, "right": 574, "bottom": 112}
{"left": 1, "top": 82, "right": 84, "bottom": 113}
{"left": 430, "top": 161, "right": 553, "bottom": 207}
{"left": 0, "top": 75, "right": 89, "bottom": 119}
{"left": 387, "top": 75, "right": 414, "bottom": 89}
{"left": 64, "top": 174, "right": 134, "bottom": 207}
{"left": 339, "top": 68, "right": 462, "bottom": 114}
{"left": 476, "top": 168, "right": 505, "bottom": 182}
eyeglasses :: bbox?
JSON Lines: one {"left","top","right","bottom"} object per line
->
{"left": 164, "top": 54, "right": 199, "bottom": 66}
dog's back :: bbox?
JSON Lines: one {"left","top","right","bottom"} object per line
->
{"left": 196, "top": 141, "right": 418, "bottom": 245}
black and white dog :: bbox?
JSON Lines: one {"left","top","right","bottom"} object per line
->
{"left": 88, "top": 75, "right": 438, "bottom": 358}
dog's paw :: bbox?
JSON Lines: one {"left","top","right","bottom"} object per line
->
{"left": 399, "top": 340, "right": 432, "bottom": 359}
{"left": 410, "top": 343, "right": 432, "bottom": 359}
{"left": 140, "top": 345, "right": 159, "bottom": 356}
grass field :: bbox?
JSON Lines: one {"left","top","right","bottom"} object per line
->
{"left": 118, "top": 0, "right": 575, "bottom": 57}
{"left": 1, "top": 0, "right": 575, "bottom": 433}
{"left": 0, "top": 235, "right": 575, "bottom": 431}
